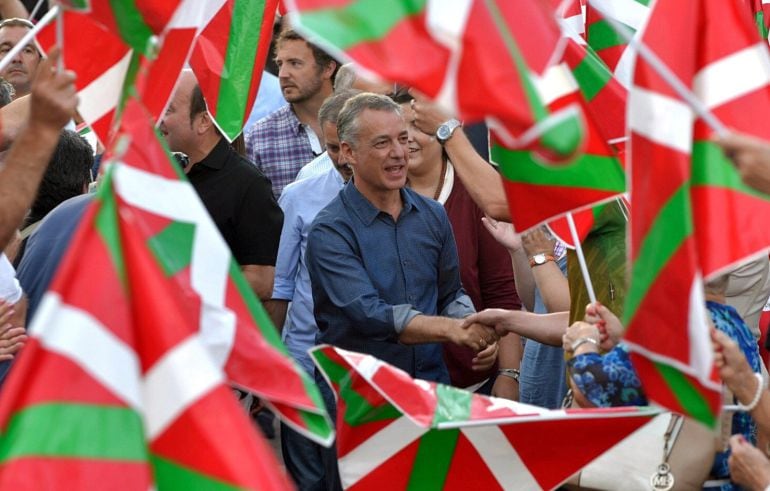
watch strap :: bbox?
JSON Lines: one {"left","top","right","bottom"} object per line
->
{"left": 529, "top": 254, "right": 555, "bottom": 267}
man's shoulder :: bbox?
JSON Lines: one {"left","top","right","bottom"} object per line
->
{"left": 282, "top": 169, "right": 332, "bottom": 197}
{"left": 309, "top": 192, "right": 348, "bottom": 231}
{"left": 405, "top": 187, "right": 448, "bottom": 218}
{"left": 221, "top": 150, "right": 273, "bottom": 188}
{"left": 248, "top": 105, "right": 293, "bottom": 134}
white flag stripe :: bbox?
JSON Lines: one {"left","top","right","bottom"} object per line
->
{"left": 532, "top": 63, "right": 580, "bottom": 105}
{"left": 113, "top": 164, "right": 236, "bottom": 369}
{"left": 462, "top": 426, "right": 541, "bottom": 490}
{"left": 687, "top": 276, "right": 716, "bottom": 385}
{"left": 167, "top": 0, "right": 226, "bottom": 29}
{"left": 32, "top": 294, "right": 143, "bottom": 410}
{"left": 629, "top": 87, "right": 693, "bottom": 154}
{"left": 425, "top": 0, "right": 473, "bottom": 52}
{"left": 694, "top": 44, "right": 770, "bottom": 110}
{"left": 589, "top": 0, "right": 650, "bottom": 30}
{"left": 78, "top": 51, "right": 132, "bottom": 125}
{"left": 143, "top": 335, "right": 223, "bottom": 439}
{"left": 339, "top": 416, "right": 428, "bottom": 489}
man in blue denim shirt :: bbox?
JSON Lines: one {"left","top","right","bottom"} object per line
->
{"left": 307, "top": 93, "right": 497, "bottom": 381}
{"left": 306, "top": 93, "right": 498, "bottom": 490}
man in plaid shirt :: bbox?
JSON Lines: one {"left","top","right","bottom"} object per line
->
{"left": 245, "top": 29, "right": 338, "bottom": 198}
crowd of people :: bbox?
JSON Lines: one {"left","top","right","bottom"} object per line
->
{"left": 4, "top": 4, "right": 770, "bottom": 490}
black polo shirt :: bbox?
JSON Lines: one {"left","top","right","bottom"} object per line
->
{"left": 187, "top": 137, "right": 283, "bottom": 266}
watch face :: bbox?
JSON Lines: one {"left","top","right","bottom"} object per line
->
{"left": 533, "top": 254, "right": 546, "bottom": 264}
{"left": 437, "top": 125, "right": 451, "bottom": 140}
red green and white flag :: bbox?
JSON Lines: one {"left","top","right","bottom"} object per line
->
{"left": 493, "top": 62, "right": 626, "bottom": 233}
{"left": 188, "top": 0, "right": 278, "bottom": 141}
{"left": 102, "top": 99, "right": 334, "bottom": 445}
{"left": 313, "top": 345, "right": 658, "bottom": 490}
{"left": 745, "top": 0, "right": 770, "bottom": 39}
{"left": 286, "top": 0, "right": 568, "bottom": 148}
{"left": 0, "top": 131, "right": 291, "bottom": 489}
{"left": 546, "top": 197, "right": 629, "bottom": 248}
{"left": 585, "top": 0, "right": 651, "bottom": 88}
{"left": 136, "top": 0, "right": 227, "bottom": 124}
{"left": 39, "top": 12, "right": 133, "bottom": 146}
{"left": 58, "top": 0, "right": 182, "bottom": 56}
{"left": 623, "top": 0, "right": 770, "bottom": 427}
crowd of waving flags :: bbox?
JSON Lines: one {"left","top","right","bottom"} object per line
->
{"left": 2, "top": 0, "right": 770, "bottom": 488}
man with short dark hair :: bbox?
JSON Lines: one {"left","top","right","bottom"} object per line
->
{"left": 306, "top": 92, "right": 498, "bottom": 489}
{"left": 245, "top": 29, "right": 338, "bottom": 197}
{"left": 0, "top": 18, "right": 41, "bottom": 99}
{"left": 160, "top": 70, "right": 283, "bottom": 300}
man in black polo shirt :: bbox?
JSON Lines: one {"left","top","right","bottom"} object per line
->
{"left": 160, "top": 70, "right": 283, "bottom": 301}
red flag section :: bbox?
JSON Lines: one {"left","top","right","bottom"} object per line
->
{"left": 313, "top": 345, "right": 658, "bottom": 491}
{"left": 0, "top": 167, "right": 290, "bottom": 490}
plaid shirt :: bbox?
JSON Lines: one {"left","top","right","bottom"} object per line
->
{"left": 245, "top": 104, "right": 317, "bottom": 198}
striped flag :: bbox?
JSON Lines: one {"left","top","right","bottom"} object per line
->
{"left": 313, "top": 345, "right": 658, "bottom": 491}
{"left": 746, "top": 0, "right": 770, "bottom": 39}
{"left": 493, "top": 62, "right": 625, "bottom": 232}
{"left": 624, "top": 0, "right": 770, "bottom": 427}
{"left": 188, "top": 0, "right": 279, "bottom": 141}
{"left": 286, "top": 0, "right": 568, "bottom": 149}
{"left": 585, "top": 0, "right": 651, "bottom": 87}
{"left": 102, "top": 99, "right": 334, "bottom": 445}
{"left": 59, "top": 0, "right": 181, "bottom": 56}
{"left": 0, "top": 146, "right": 290, "bottom": 489}
{"left": 39, "top": 12, "right": 133, "bottom": 146}
{"left": 136, "top": 0, "right": 227, "bottom": 124}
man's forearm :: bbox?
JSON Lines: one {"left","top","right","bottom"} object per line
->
{"left": 399, "top": 314, "right": 456, "bottom": 345}
{"left": 263, "top": 299, "right": 288, "bottom": 332}
{"left": 0, "top": 121, "right": 60, "bottom": 250}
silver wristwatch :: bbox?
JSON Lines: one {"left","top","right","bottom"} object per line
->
{"left": 436, "top": 118, "right": 462, "bottom": 144}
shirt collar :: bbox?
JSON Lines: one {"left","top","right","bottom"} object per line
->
{"left": 195, "top": 137, "right": 229, "bottom": 171}
{"left": 342, "top": 181, "right": 418, "bottom": 226}
{"left": 282, "top": 105, "right": 304, "bottom": 137}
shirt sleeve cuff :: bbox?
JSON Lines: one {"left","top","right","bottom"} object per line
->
{"left": 392, "top": 305, "right": 421, "bottom": 334}
{"left": 440, "top": 294, "right": 475, "bottom": 319}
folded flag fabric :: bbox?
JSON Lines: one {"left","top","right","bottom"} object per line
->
{"left": 0, "top": 129, "right": 291, "bottom": 490}
{"left": 286, "top": 0, "right": 566, "bottom": 147}
{"left": 312, "top": 345, "right": 658, "bottom": 491}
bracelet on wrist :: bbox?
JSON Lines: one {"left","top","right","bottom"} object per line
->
{"left": 570, "top": 336, "right": 599, "bottom": 353}
{"left": 498, "top": 368, "right": 520, "bottom": 383}
{"left": 738, "top": 372, "right": 766, "bottom": 412}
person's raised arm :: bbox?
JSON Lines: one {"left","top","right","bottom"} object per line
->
{"left": 0, "top": 48, "right": 76, "bottom": 250}
{"left": 410, "top": 95, "right": 511, "bottom": 220}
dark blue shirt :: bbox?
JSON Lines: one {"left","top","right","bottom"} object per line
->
{"left": 306, "top": 183, "right": 474, "bottom": 384}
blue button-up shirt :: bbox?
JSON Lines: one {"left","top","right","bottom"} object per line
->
{"left": 306, "top": 183, "right": 474, "bottom": 384}
{"left": 273, "top": 163, "right": 344, "bottom": 374}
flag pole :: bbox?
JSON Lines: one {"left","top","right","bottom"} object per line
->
{"left": 29, "top": 0, "right": 45, "bottom": 20}
{"left": 55, "top": 2, "right": 63, "bottom": 71}
{"left": 566, "top": 212, "right": 597, "bottom": 304}
{"left": 0, "top": 6, "right": 58, "bottom": 74}
{"left": 588, "top": 0, "right": 729, "bottom": 137}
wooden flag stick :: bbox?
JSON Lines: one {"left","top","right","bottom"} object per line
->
{"left": 0, "top": 6, "right": 57, "bottom": 74}
{"left": 588, "top": 0, "right": 729, "bottom": 137}
{"left": 566, "top": 212, "right": 597, "bottom": 304}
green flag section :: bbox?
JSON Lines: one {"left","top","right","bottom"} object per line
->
{"left": 107, "top": 99, "right": 333, "bottom": 445}
{"left": 0, "top": 164, "right": 291, "bottom": 489}
{"left": 312, "top": 345, "right": 658, "bottom": 491}
{"left": 287, "top": 0, "right": 568, "bottom": 150}
{"left": 63, "top": 0, "right": 182, "bottom": 56}
{"left": 747, "top": 0, "right": 770, "bottom": 39}
{"left": 622, "top": 0, "right": 770, "bottom": 427}
{"left": 493, "top": 64, "right": 625, "bottom": 233}
{"left": 585, "top": 0, "right": 651, "bottom": 87}
{"left": 562, "top": 39, "right": 628, "bottom": 146}
{"left": 189, "top": 0, "right": 278, "bottom": 141}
